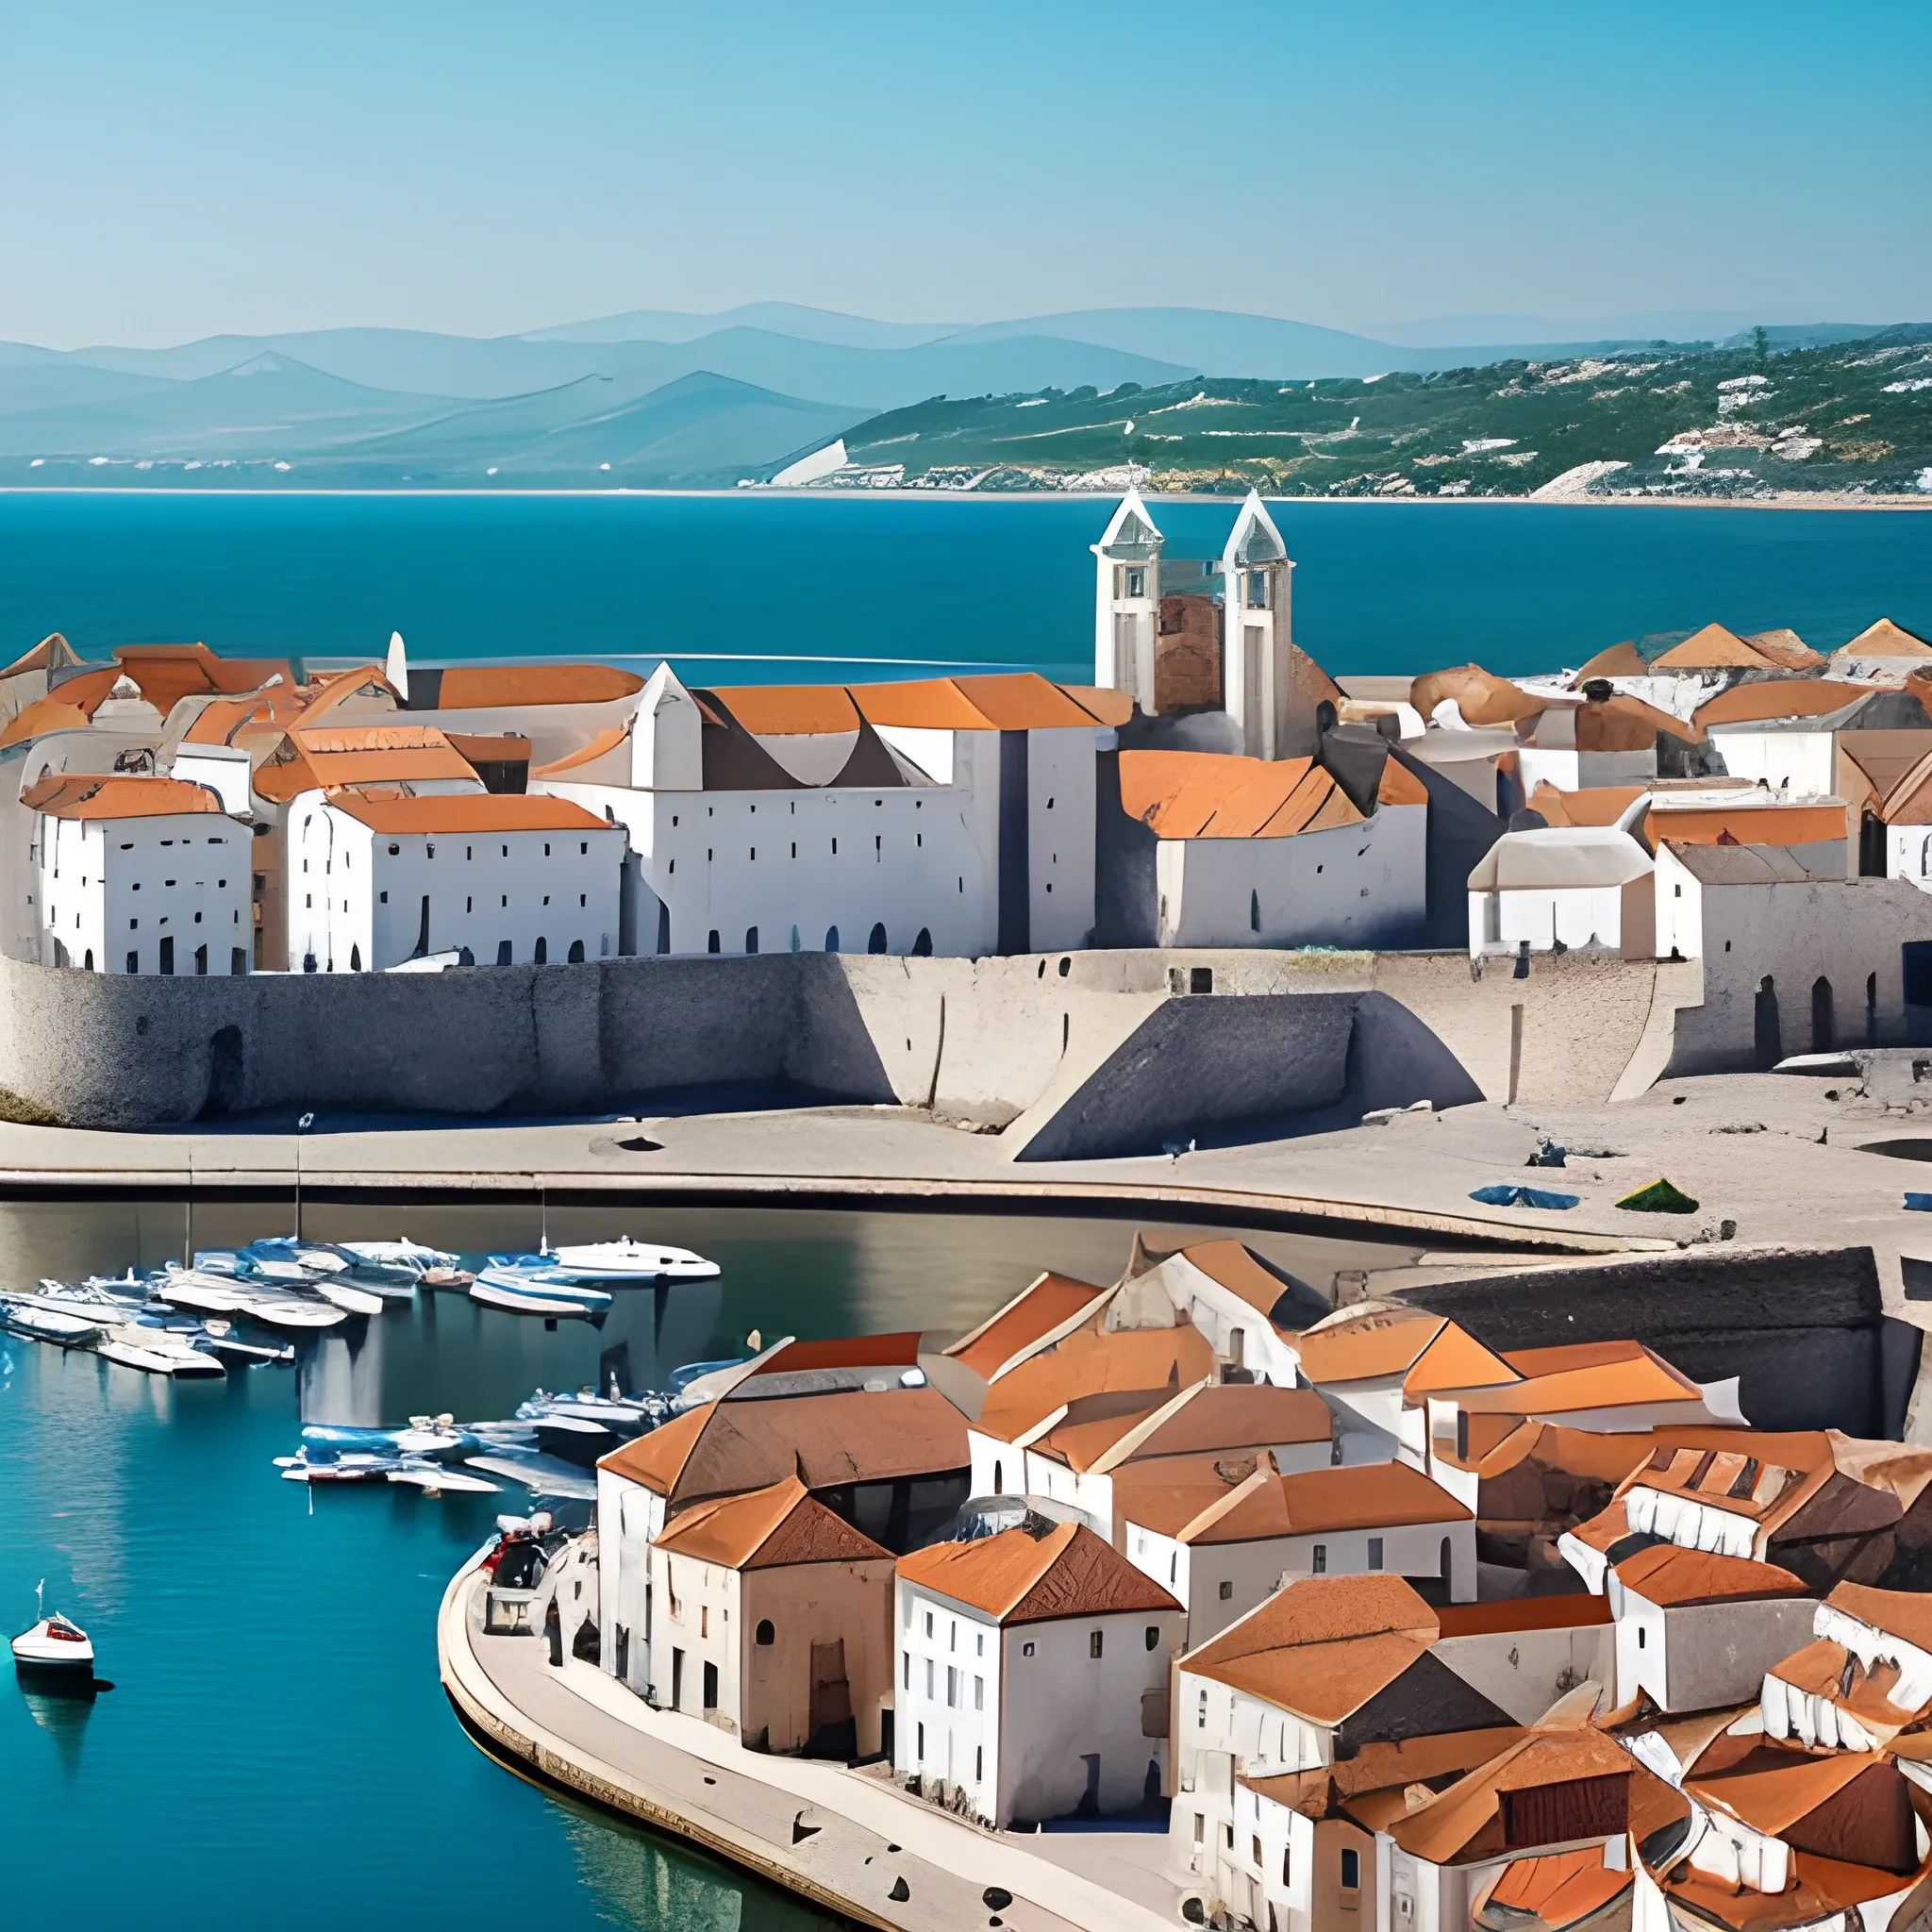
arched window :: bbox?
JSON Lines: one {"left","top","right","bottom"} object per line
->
{"left": 496, "top": 940, "right": 512, "bottom": 965}
{"left": 755, "top": 1619, "right": 775, "bottom": 1646}
{"left": 533, "top": 937, "right": 547, "bottom": 965}
{"left": 349, "top": 944, "right": 361, "bottom": 973}
{"left": 707, "top": 929, "right": 721, "bottom": 954}
{"left": 1250, "top": 890, "right": 1260, "bottom": 933}
{"left": 567, "top": 939, "right": 585, "bottom": 963}
{"left": 1811, "top": 976, "right": 1834, "bottom": 1052}
{"left": 1755, "top": 974, "right": 1782, "bottom": 1068}
{"left": 868, "top": 922, "right": 888, "bottom": 954}
{"left": 1315, "top": 700, "right": 1338, "bottom": 735}
{"left": 744, "top": 926, "right": 758, "bottom": 955}
{"left": 82, "top": 949, "right": 93, "bottom": 971}
{"left": 824, "top": 925, "right": 840, "bottom": 953}
{"left": 911, "top": 927, "right": 932, "bottom": 956}
{"left": 993, "top": 1459, "right": 1004, "bottom": 1493}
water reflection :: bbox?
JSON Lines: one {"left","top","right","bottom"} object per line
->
{"left": 563, "top": 1812, "right": 847, "bottom": 1931}
{"left": 18, "top": 1680, "right": 101, "bottom": 1778}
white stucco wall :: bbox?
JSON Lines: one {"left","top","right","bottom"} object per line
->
{"left": 37, "top": 808, "right": 251, "bottom": 974}
{"left": 1027, "top": 726, "right": 1099, "bottom": 951}
{"left": 1154, "top": 804, "right": 1425, "bottom": 950}
{"left": 1468, "top": 882, "right": 1634, "bottom": 958}
{"left": 1711, "top": 729, "right": 1836, "bottom": 798}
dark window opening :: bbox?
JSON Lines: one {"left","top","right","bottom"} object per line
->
{"left": 568, "top": 939, "right": 585, "bottom": 963}
{"left": 868, "top": 922, "right": 888, "bottom": 954}
{"left": 756, "top": 1620, "right": 774, "bottom": 1646}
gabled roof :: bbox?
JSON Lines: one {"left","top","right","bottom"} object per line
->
{"left": 1570, "top": 641, "right": 1649, "bottom": 684}
{"left": 1694, "top": 679, "right": 1876, "bottom": 728}
{"left": 1165, "top": 1456, "right": 1472, "bottom": 1546}
{"left": 1651, "top": 624, "right": 1797, "bottom": 672}
{"left": 409, "top": 664, "right": 644, "bottom": 709}
{"left": 1745, "top": 629, "right": 1827, "bottom": 672}
{"left": 0, "top": 666, "right": 123, "bottom": 746}
{"left": 895, "top": 1520, "right": 1179, "bottom": 1626}
{"left": 1686, "top": 1742, "right": 1876, "bottom": 1837}
{"left": 706, "top": 686, "right": 862, "bottom": 736}
{"left": 1295, "top": 1308, "right": 1519, "bottom": 1398}
{"left": 0, "top": 631, "right": 84, "bottom": 680}
{"left": 1840, "top": 618, "right": 1932, "bottom": 660}
{"left": 1385, "top": 1726, "right": 1633, "bottom": 1864}
{"left": 1824, "top": 1580, "right": 1932, "bottom": 1656}
{"left": 1173, "top": 1238, "right": 1321, "bottom": 1321}
{"left": 1116, "top": 750, "right": 1365, "bottom": 840}
{"left": 25, "top": 774, "right": 225, "bottom": 820}
{"left": 848, "top": 672, "right": 1100, "bottom": 733}
{"left": 1525, "top": 783, "right": 1647, "bottom": 828}
{"left": 1058, "top": 683, "right": 1135, "bottom": 727}
{"left": 1661, "top": 841, "right": 1831, "bottom": 885}
{"left": 1457, "top": 1341, "right": 1712, "bottom": 1420}
{"left": 600, "top": 1386, "right": 970, "bottom": 1507}
{"left": 943, "top": 1271, "right": 1111, "bottom": 1384}
{"left": 1613, "top": 1543, "right": 1809, "bottom": 1607}
{"left": 111, "top": 641, "right": 295, "bottom": 711}
{"left": 1467, "top": 825, "right": 1654, "bottom": 891}
{"left": 974, "top": 1324, "right": 1219, "bottom": 1444}
{"left": 1091, "top": 1381, "right": 1333, "bottom": 1472}
{"left": 323, "top": 791, "right": 612, "bottom": 834}
{"left": 1182, "top": 1574, "right": 1441, "bottom": 1720}
{"left": 650, "top": 1474, "right": 891, "bottom": 1571}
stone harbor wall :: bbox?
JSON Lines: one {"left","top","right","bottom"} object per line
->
{"left": 0, "top": 944, "right": 1679, "bottom": 1135}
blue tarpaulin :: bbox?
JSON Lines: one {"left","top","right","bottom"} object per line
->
{"left": 1906, "top": 1193, "right": 1932, "bottom": 1212}
{"left": 1470, "top": 1184, "right": 1580, "bottom": 1210}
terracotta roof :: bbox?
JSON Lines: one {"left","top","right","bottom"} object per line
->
{"left": 427, "top": 664, "right": 643, "bottom": 708}
{"left": 180, "top": 692, "right": 296, "bottom": 747}
{"left": 708, "top": 686, "right": 861, "bottom": 736}
{"left": 1768, "top": 1639, "right": 1918, "bottom": 1732}
{"left": 323, "top": 791, "right": 612, "bottom": 834}
{"left": 1613, "top": 1543, "right": 1809, "bottom": 1607}
{"left": 1577, "top": 691, "right": 1707, "bottom": 749}
{"left": 1434, "top": 1594, "right": 1614, "bottom": 1638}
{"left": 1825, "top": 1580, "right": 1932, "bottom": 1655}
{"left": 0, "top": 697, "right": 98, "bottom": 747}
{"left": 1644, "top": 801, "right": 1848, "bottom": 847}
{"left": 1057, "top": 683, "right": 1135, "bottom": 727}
{"left": 1378, "top": 758, "right": 1430, "bottom": 807}
{"left": 1297, "top": 1309, "right": 1455, "bottom": 1384}
{"left": 1663, "top": 1849, "right": 1924, "bottom": 1932}
{"left": 1116, "top": 750, "right": 1365, "bottom": 840}
{"left": 530, "top": 725, "right": 629, "bottom": 776}
{"left": 750, "top": 1332, "right": 924, "bottom": 1378}
{"left": 1841, "top": 619, "right": 1932, "bottom": 660}
{"left": 296, "top": 668, "right": 399, "bottom": 724}
{"left": 1746, "top": 629, "right": 1828, "bottom": 672}
{"left": 895, "top": 1520, "right": 1179, "bottom": 1626}
{"left": 650, "top": 1474, "right": 891, "bottom": 1571}
{"left": 1481, "top": 1847, "right": 1629, "bottom": 1930}
{"left": 1027, "top": 1394, "right": 1174, "bottom": 1474}
{"left": 1687, "top": 1743, "right": 1875, "bottom": 1837}
{"left": 1097, "top": 1381, "right": 1333, "bottom": 1469}
{"left": 602, "top": 1387, "right": 968, "bottom": 1508}
{"left": 1694, "top": 679, "right": 1875, "bottom": 728}
{"left": 1169, "top": 1457, "right": 1471, "bottom": 1545}
{"left": 1614, "top": 1428, "right": 1843, "bottom": 1524}
{"left": 1525, "top": 783, "right": 1647, "bottom": 828}
{"left": 1109, "top": 1452, "right": 1258, "bottom": 1534}
{"left": 443, "top": 732, "right": 532, "bottom": 765}
{"left": 974, "top": 1324, "right": 1219, "bottom": 1443}
{"left": 1181, "top": 1574, "right": 1440, "bottom": 1722}
{"left": 1409, "top": 664, "right": 1547, "bottom": 728}
{"left": 849, "top": 672, "right": 1099, "bottom": 733}
{"left": 1569, "top": 641, "right": 1648, "bottom": 684}
{"left": 944, "top": 1272, "right": 1111, "bottom": 1384}
{"left": 25, "top": 774, "right": 225, "bottom": 820}
{"left": 111, "top": 642, "right": 294, "bottom": 711}
{"left": 1244, "top": 1726, "right": 1529, "bottom": 1810}
{"left": 1387, "top": 1727, "right": 1633, "bottom": 1863}
{"left": 1650, "top": 624, "right": 1789, "bottom": 671}
{"left": 1458, "top": 1346, "right": 1706, "bottom": 1419}
{"left": 1174, "top": 1239, "right": 1314, "bottom": 1321}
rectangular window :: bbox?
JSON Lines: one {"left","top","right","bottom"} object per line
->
{"left": 924, "top": 1658, "right": 933, "bottom": 1698}
{"left": 1219, "top": 1580, "right": 1233, "bottom": 1601}
{"left": 974, "top": 1676, "right": 983, "bottom": 1710}
{"left": 1089, "top": 1630, "right": 1104, "bottom": 1659}
{"left": 1253, "top": 1836, "right": 1263, "bottom": 1868}
{"left": 924, "top": 1611, "right": 933, "bottom": 1639}
{"left": 917, "top": 1722, "right": 924, "bottom": 1762}
{"left": 1341, "top": 1849, "right": 1360, "bottom": 1890}
{"left": 903, "top": 1651, "right": 910, "bottom": 1689}
{"left": 1192, "top": 1813, "right": 1205, "bottom": 1845}
{"left": 946, "top": 1666, "right": 957, "bottom": 1707}
{"left": 975, "top": 1745, "right": 983, "bottom": 1783}
{"left": 1368, "top": 1538, "right": 1384, "bottom": 1571}
{"left": 1311, "top": 1545, "right": 1327, "bottom": 1574}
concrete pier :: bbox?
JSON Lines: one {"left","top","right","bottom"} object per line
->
{"left": 437, "top": 1549, "right": 1186, "bottom": 1932}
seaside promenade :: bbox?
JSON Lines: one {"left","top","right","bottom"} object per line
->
{"left": 438, "top": 1547, "right": 1184, "bottom": 1931}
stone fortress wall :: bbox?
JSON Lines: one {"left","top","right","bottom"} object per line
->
{"left": 0, "top": 945, "right": 1687, "bottom": 1140}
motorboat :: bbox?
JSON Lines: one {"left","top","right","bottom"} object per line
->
{"left": 276, "top": 1449, "right": 399, "bottom": 1482}
{"left": 97, "top": 1324, "right": 227, "bottom": 1377}
{"left": 222, "top": 1291, "right": 346, "bottom": 1333}
{"left": 418, "top": 1266, "right": 475, "bottom": 1291}
{"left": 386, "top": 1462, "right": 501, "bottom": 1495}
{"left": 468, "top": 1272, "right": 610, "bottom": 1318}
{"left": 35, "top": 1278, "right": 148, "bottom": 1323}
{"left": 339, "top": 1239, "right": 460, "bottom": 1276}
{"left": 13, "top": 1584, "right": 93, "bottom": 1683}
{"left": 150, "top": 1269, "right": 253, "bottom": 1316}
{"left": 306, "top": 1277, "right": 385, "bottom": 1318}
{"left": 300, "top": 1416, "right": 472, "bottom": 1458}
{"left": 196, "top": 1320, "right": 292, "bottom": 1365}
{"left": 1, "top": 1299, "right": 103, "bottom": 1346}
{"left": 488, "top": 1237, "right": 719, "bottom": 1285}
{"left": 244, "top": 1238, "right": 350, "bottom": 1274}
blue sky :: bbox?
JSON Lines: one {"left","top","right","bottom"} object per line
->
{"left": 2, "top": 0, "right": 1928, "bottom": 347}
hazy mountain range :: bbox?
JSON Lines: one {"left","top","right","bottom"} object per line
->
{"left": 0, "top": 304, "right": 1907, "bottom": 490}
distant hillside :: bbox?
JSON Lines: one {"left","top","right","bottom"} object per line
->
{"left": 824, "top": 328, "right": 1932, "bottom": 500}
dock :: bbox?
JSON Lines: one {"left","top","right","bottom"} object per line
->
{"left": 436, "top": 1547, "right": 1187, "bottom": 1932}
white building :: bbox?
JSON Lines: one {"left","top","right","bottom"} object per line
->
{"left": 535, "top": 663, "right": 1112, "bottom": 958}
{"left": 893, "top": 1518, "right": 1184, "bottom": 1826}
{"left": 1467, "top": 824, "right": 1657, "bottom": 959}
{"left": 1122, "top": 1457, "right": 1477, "bottom": 1644}
{"left": 288, "top": 791, "right": 624, "bottom": 972}
{"left": 1111, "top": 749, "right": 1428, "bottom": 950}
{"left": 26, "top": 773, "right": 252, "bottom": 974}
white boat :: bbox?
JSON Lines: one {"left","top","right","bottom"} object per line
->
{"left": 386, "top": 1463, "right": 501, "bottom": 1494}
{"left": 340, "top": 1240, "right": 460, "bottom": 1276}
{"left": 494, "top": 1237, "right": 719, "bottom": 1284}
{"left": 150, "top": 1270, "right": 252, "bottom": 1315}
{"left": 33, "top": 1279, "right": 147, "bottom": 1324}
{"left": 2, "top": 1300, "right": 102, "bottom": 1345}
{"left": 308, "top": 1278, "right": 385, "bottom": 1317}
{"left": 225, "top": 1292, "right": 345, "bottom": 1332}
{"left": 12, "top": 1585, "right": 93, "bottom": 1681}
{"left": 97, "top": 1324, "right": 227, "bottom": 1377}
{"left": 199, "top": 1320, "right": 293, "bottom": 1365}
{"left": 468, "top": 1274, "right": 608, "bottom": 1318}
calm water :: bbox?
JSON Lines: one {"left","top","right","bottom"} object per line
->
{"left": 0, "top": 491, "right": 1927, "bottom": 682}
{"left": 2, "top": 1197, "right": 1420, "bottom": 1930}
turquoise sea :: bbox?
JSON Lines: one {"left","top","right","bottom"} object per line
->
{"left": 0, "top": 1196, "right": 1413, "bottom": 1931}
{"left": 0, "top": 491, "right": 1928, "bottom": 683}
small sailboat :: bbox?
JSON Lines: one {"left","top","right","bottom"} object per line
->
{"left": 468, "top": 1272, "right": 611, "bottom": 1318}
{"left": 12, "top": 1583, "right": 94, "bottom": 1684}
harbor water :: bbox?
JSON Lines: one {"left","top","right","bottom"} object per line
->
{"left": 1, "top": 1196, "right": 1421, "bottom": 1930}
{"left": 1, "top": 490, "right": 1928, "bottom": 683}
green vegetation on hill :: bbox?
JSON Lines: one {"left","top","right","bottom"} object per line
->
{"left": 831, "top": 327, "right": 1932, "bottom": 499}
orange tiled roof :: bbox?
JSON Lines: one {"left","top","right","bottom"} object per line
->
{"left": 708, "top": 686, "right": 860, "bottom": 736}
{"left": 1686, "top": 1742, "right": 1876, "bottom": 1837}
{"left": 895, "top": 1520, "right": 1180, "bottom": 1626}
{"left": 530, "top": 725, "right": 629, "bottom": 777}
{"left": 650, "top": 1474, "right": 891, "bottom": 1571}
{"left": 323, "top": 791, "right": 613, "bottom": 835}
{"left": 1570, "top": 641, "right": 1649, "bottom": 684}
{"left": 600, "top": 1401, "right": 710, "bottom": 1494}
{"left": 0, "top": 697, "right": 99, "bottom": 747}
{"left": 1296, "top": 1309, "right": 1521, "bottom": 1399}
{"left": 429, "top": 664, "right": 644, "bottom": 708}
{"left": 1645, "top": 801, "right": 1848, "bottom": 847}
{"left": 1841, "top": 618, "right": 1932, "bottom": 659}
{"left": 1377, "top": 758, "right": 1429, "bottom": 807}
{"left": 1168, "top": 1457, "right": 1472, "bottom": 1546}
{"left": 1098, "top": 1381, "right": 1333, "bottom": 1468}
{"left": 849, "top": 671, "right": 1100, "bottom": 733}
{"left": 1182, "top": 1574, "right": 1440, "bottom": 1722}
{"left": 1824, "top": 1580, "right": 1932, "bottom": 1655}
{"left": 1435, "top": 1594, "right": 1614, "bottom": 1639}
{"left": 1650, "top": 624, "right": 1785, "bottom": 671}
{"left": 1481, "top": 1847, "right": 1629, "bottom": 1930}
{"left": 974, "top": 1324, "right": 1218, "bottom": 1443}
{"left": 1116, "top": 750, "right": 1364, "bottom": 840}
{"left": 944, "top": 1272, "right": 1110, "bottom": 1384}
{"left": 1458, "top": 1344, "right": 1706, "bottom": 1418}
{"left": 24, "top": 774, "right": 225, "bottom": 820}
{"left": 1613, "top": 1543, "right": 1809, "bottom": 1607}
{"left": 1387, "top": 1727, "right": 1633, "bottom": 1864}
{"left": 111, "top": 642, "right": 294, "bottom": 713}
{"left": 1172, "top": 1239, "right": 1313, "bottom": 1320}
{"left": 1057, "top": 683, "right": 1135, "bottom": 727}
{"left": 1694, "top": 678, "right": 1874, "bottom": 728}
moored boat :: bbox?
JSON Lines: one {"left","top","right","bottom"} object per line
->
{"left": 468, "top": 1272, "right": 611, "bottom": 1318}
{"left": 12, "top": 1585, "right": 93, "bottom": 1684}
{"left": 1, "top": 1298, "right": 103, "bottom": 1345}
{"left": 488, "top": 1236, "right": 718, "bottom": 1285}
{"left": 97, "top": 1324, "right": 228, "bottom": 1377}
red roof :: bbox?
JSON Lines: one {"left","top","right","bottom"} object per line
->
{"left": 896, "top": 1521, "right": 1180, "bottom": 1626}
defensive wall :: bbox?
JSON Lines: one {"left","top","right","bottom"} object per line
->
{"left": 0, "top": 944, "right": 1694, "bottom": 1139}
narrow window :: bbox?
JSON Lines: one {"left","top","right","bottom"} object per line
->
{"left": 1218, "top": 1580, "right": 1233, "bottom": 1602}
{"left": 1311, "top": 1545, "right": 1326, "bottom": 1574}
{"left": 975, "top": 1745, "right": 983, "bottom": 1782}
{"left": 1089, "top": 1630, "right": 1103, "bottom": 1659}
{"left": 1341, "top": 1850, "right": 1360, "bottom": 1890}
{"left": 1368, "top": 1538, "right": 1384, "bottom": 1571}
